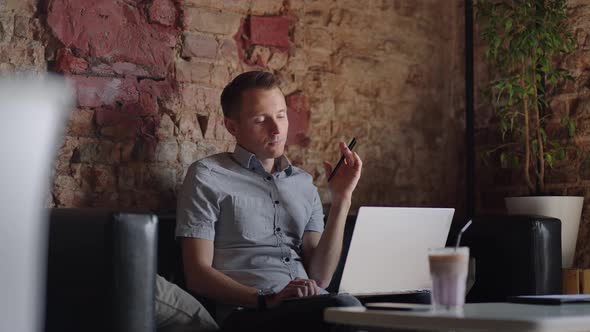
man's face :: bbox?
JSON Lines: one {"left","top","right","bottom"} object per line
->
{"left": 224, "top": 87, "right": 289, "bottom": 160}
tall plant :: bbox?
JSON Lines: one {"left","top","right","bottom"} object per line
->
{"left": 477, "top": 0, "right": 577, "bottom": 195}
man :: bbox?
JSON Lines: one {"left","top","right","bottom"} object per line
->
{"left": 176, "top": 71, "right": 362, "bottom": 330}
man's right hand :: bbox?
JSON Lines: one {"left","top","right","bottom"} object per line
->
{"left": 266, "top": 278, "right": 322, "bottom": 308}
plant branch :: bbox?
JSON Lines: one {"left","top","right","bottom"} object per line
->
{"left": 486, "top": 142, "right": 519, "bottom": 154}
{"left": 533, "top": 63, "right": 545, "bottom": 194}
{"left": 521, "top": 62, "right": 535, "bottom": 193}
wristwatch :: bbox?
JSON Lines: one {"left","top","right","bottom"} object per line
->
{"left": 257, "top": 288, "right": 275, "bottom": 311}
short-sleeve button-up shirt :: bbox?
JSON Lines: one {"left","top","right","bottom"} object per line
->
{"left": 176, "top": 145, "right": 325, "bottom": 293}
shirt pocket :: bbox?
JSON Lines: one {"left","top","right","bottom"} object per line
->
{"left": 232, "top": 195, "right": 274, "bottom": 242}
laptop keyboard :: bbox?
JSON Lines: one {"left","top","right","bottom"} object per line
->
{"left": 281, "top": 289, "right": 431, "bottom": 304}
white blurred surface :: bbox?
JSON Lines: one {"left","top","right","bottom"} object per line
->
{"left": 0, "top": 74, "right": 71, "bottom": 332}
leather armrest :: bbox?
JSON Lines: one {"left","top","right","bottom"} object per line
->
{"left": 45, "top": 209, "right": 158, "bottom": 332}
{"left": 462, "top": 215, "right": 562, "bottom": 302}
{"left": 111, "top": 213, "right": 158, "bottom": 332}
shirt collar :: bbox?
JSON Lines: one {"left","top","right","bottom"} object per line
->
{"left": 232, "top": 145, "right": 293, "bottom": 176}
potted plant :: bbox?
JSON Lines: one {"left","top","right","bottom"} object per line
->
{"left": 476, "top": 0, "right": 582, "bottom": 268}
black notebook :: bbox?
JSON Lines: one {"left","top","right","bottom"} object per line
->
{"left": 508, "top": 294, "right": 590, "bottom": 305}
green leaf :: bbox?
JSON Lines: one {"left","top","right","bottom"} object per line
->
{"left": 500, "top": 151, "right": 508, "bottom": 168}
{"left": 557, "top": 148, "right": 566, "bottom": 160}
{"left": 540, "top": 128, "right": 547, "bottom": 143}
{"left": 545, "top": 153, "right": 554, "bottom": 168}
{"left": 504, "top": 18, "right": 513, "bottom": 31}
{"left": 512, "top": 155, "right": 519, "bottom": 167}
{"left": 569, "top": 121, "right": 576, "bottom": 137}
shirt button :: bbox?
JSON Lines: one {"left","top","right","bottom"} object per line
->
{"left": 276, "top": 227, "right": 281, "bottom": 232}
{"left": 284, "top": 257, "right": 290, "bottom": 262}
{"left": 274, "top": 200, "right": 279, "bottom": 204}
{"left": 266, "top": 176, "right": 272, "bottom": 180}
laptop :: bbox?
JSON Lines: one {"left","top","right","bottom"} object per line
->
{"left": 283, "top": 206, "right": 454, "bottom": 304}
{"left": 338, "top": 206, "right": 454, "bottom": 297}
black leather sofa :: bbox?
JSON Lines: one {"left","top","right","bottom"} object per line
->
{"left": 44, "top": 209, "right": 432, "bottom": 332}
{"left": 45, "top": 209, "right": 159, "bottom": 332}
{"left": 44, "top": 209, "right": 563, "bottom": 332}
{"left": 462, "top": 215, "right": 562, "bottom": 302}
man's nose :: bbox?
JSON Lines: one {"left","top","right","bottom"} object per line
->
{"left": 268, "top": 119, "right": 280, "bottom": 134}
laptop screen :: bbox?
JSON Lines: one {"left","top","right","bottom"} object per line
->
{"left": 339, "top": 207, "right": 454, "bottom": 295}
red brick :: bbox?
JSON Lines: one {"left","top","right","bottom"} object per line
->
{"left": 55, "top": 136, "right": 79, "bottom": 175}
{"left": 285, "top": 91, "right": 310, "bottom": 146}
{"left": 155, "top": 139, "right": 179, "bottom": 162}
{"left": 92, "top": 192, "right": 119, "bottom": 208}
{"left": 178, "top": 112, "right": 202, "bottom": 141}
{"left": 246, "top": 46, "right": 271, "bottom": 67}
{"left": 157, "top": 114, "right": 175, "bottom": 139}
{"left": 139, "top": 79, "right": 175, "bottom": 99}
{"left": 148, "top": 0, "right": 177, "bottom": 27}
{"left": 91, "top": 63, "right": 115, "bottom": 76}
{"left": 139, "top": 115, "right": 161, "bottom": 140}
{"left": 55, "top": 48, "right": 88, "bottom": 73}
{"left": 175, "top": 59, "right": 211, "bottom": 83}
{"left": 67, "top": 75, "right": 139, "bottom": 107}
{"left": 67, "top": 108, "right": 95, "bottom": 136}
{"left": 180, "top": 84, "right": 221, "bottom": 111}
{"left": 112, "top": 62, "right": 150, "bottom": 77}
{"left": 139, "top": 79, "right": 175, "bottom": 115}
{"left": 75, "top": 139, "right": 121, "bottom": 163}
{"left": 249, "top": 16, "right": 290, "bottom": 48}
{"left": 182, "top": 33, "right": 218, "bottom": 58}
{"left": 183, "top": 7, "right": 242, "bottom": 35}
{"left": 47, "top": 0, "right": 177, "bottom": 78}
{"left": 53, "top": 175, "right": 89, "bottom": 207}
{"left": 80, "top": 164, "right": 116, "bottom": 192}
{"left": 219, "top": 38, "right": 238, "bottom": 59}
{"left": 138, "top": 93, "right": 158, "bottom": 116}
{"left": 95, "top": 108, "right": 142, "bottom": 139}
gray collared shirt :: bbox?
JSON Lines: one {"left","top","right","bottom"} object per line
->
{"left": 176, "top": 145, "right": 325, "bottom": 294}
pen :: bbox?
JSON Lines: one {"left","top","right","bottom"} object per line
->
{"left": 328, "top": 137, "right": 357, "bottom": 182}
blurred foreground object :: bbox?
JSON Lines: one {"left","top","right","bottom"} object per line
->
{"left": 0, "top": 75, "right": 72, "bottom": 332}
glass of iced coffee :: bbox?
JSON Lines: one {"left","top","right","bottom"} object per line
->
{"left": 428, "top": 247, "right": 469, "bottom": 312}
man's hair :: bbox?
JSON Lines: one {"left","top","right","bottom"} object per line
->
{"left": 220, "top": 71, "right": 281, "bottom": 118}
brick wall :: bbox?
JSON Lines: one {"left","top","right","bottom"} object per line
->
{"left": 0, "top": 0, "right": 45, "bottom": 74}
{"left": 474, "top": 0, "right": 590, "bottom": 267}
{"left": 1, "top": 1, "right": 465, "bottom": 218}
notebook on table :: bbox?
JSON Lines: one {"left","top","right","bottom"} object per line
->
{"left": 508, "top": 294, "right": 590, "bottom": 305}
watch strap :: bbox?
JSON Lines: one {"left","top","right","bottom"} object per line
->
{"left": 257, "top": 288, "right": 274, "bottom": 311}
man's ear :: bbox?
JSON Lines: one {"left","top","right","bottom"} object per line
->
{"left": 223, "top": 116, "right": 238, "bottom": 137}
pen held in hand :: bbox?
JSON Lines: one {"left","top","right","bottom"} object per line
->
{"left": 327, "top": 138, "right": 357, "bottom": 182}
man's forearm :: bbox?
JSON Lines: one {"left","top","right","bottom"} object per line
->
{"left": 307, "top": 197, "right": 351, "bottom": 287}
{"left": 186, "top": 265, "right": 259, "bottom": 308}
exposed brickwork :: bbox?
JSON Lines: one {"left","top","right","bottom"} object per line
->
{"left": 47, "top": 0, "right": 177, "bottom": 78}
{"left": 285, "top": 91, "right": 311, "bottom": 147}
{"left": 0, "top": 0, "right": 45, "bottom": 74}
{"left": 475, "top": 1, "right": 590, "bottom": 267}
{"left": 148, "top": 0, "right": 177, "bottom": 27}
{"left": 3, "top": 1, "right": 469, "bottom": 249}
{"left": 54, "top": 48, "right": 88, "bottom": 74}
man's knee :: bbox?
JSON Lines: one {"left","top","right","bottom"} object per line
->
{"left": 329, "top": 294, "right": 362, "bottom": 307}
{"left": 155, "top": 275, "right": 219, "bottom": 331}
